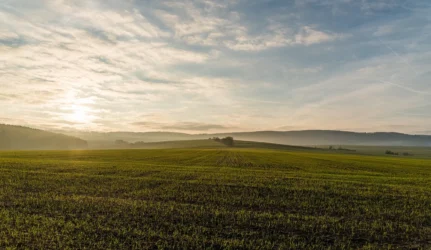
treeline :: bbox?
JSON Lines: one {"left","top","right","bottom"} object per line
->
{"left": 385, "top": 150, "right": 413, "bottom": 156}
{"left": 328, "top": 146, "right": 356, "bottom": 152}
{"left": 210, "top": 137, "right": 234, "bottom": 147}
{"left": 114, "top": 140, "right": 147, "bottom": 148}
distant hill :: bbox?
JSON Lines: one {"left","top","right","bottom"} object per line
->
{"left": 212, "top": 130, "right": 431, "bottom": 147}
{"left": 3, "top": 123, "right": 430, "bottom": 150}
{"left": 64, "top": 131, "right": 193, "bottom": 143}
{"left": 74, "top": 138, "right": 318, "bottom": 151}
{"left": 233, "top": 140, "right": 317, "bottom": 151}
{"left": 0, "top": 124, "right": 88, "bottom": 150}
{"left": 61, "top": 130, "right": 431, "bottom": 147}
{"left": 130, "top": 139, "right": 226, "bottom": 149}
{"left": 125, "top": 139, "right": 318, "bottom": 151}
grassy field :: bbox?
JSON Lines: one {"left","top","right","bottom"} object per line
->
{"left": 1, "top": 147, "right": 431, "bottom": 249}
{"left": 332, "top": 145, "right": 431, "bottom": 159}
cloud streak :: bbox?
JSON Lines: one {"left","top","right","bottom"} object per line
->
{"left": 0, "top": 0, "right": 430, "bottom": 133}
{"left": 133, "top": 121, "right": 236, "bottom": 132}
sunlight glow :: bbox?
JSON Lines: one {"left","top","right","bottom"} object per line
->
{"left": 66, "top": 105, "right": 93, "bottom": 124}
{"left": 71, "top": 106, "right": 88, "bottom": 123}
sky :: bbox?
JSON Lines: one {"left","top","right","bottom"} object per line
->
{"left": 1, "top": 0, "right": 431, "bottom": 134}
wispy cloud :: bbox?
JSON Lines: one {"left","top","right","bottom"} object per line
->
{"left": 1, "top": 0, "right": 430, "bottom": 133}
{"left": 133, "top": 121, "right": 236, "bottom": 132}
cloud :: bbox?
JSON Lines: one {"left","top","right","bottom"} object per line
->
{"left": 276, "top": 125, "right": 303, "bottom": 131}
{"left": 155, "top": 1, "right": 345, "bottom": 51}
{"left": 294, "top": 26, "right": 344, "bottom": 45}
{"left": 132, "top": 121, "right": 235, "bottom": 132}
{"left": 359, "top": 0, "right": 399, "bottom": 13}
{"left": 373, "top": 25, "right": 395, "bottom": 37}
{"left": 1, "top": 0, "right": 430, "bottom": 133}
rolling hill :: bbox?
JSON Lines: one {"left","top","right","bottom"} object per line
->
{"left": 212, "top": 130, "right": 431, "bottom": 146}
{"left": 0, "top": 124, "right": 88, "bottom": 150}
{"left": 109, "top": 139, "right": 318, "bottom": 151}
{"left": 61, "top": 130, "right": 431, "bottom": 147}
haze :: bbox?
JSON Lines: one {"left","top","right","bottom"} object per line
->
{"left": 1, "top": 0, "right": 430, "bottom": 134}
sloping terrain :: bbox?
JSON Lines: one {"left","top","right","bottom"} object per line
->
{"left": 0, "top": 124, "right": 87, "bottom": 150}
{"left": 212, "top": 130, "right": 431, "bottom": 146}
{"left": 62, "top": 130, "right": 431, "bottom": 147}
{"left": 131, "top": 139, "right": 227, "bottom": 149}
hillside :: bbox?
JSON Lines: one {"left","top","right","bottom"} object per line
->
{"left": 61, "top": 130, "right": 431, "bottom": 147}
{"left": 63, "top": 131, "right": 193, "bottom": 143}
{"left": 0, "top": 124, "right": 88, "bottom": 150}
{"left": 213, "top": 130, "right": 431, "bottom": 146}
{"left": 116, "top": 139, "right": 227, "bottom": 149}
{"left": 107, "top": 139, "right": 318, "bottom": 151}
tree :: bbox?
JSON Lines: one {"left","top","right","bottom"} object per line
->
{"left": 115, "top": 140, "right": 130, "bottom": 148}
{"left": 211, "top": 136, "right": 234, "bottom": 146}
{"left": 221, "top": 137, "right": 234, "bottom": 147}
{"left": 385, "top": 150, "right": 399, "bottom": 155}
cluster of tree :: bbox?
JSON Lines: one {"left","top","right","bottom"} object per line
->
{"left": 210, "top": 137, "right": 234, "bottom": 147}
{"left": 328, "top": 146, "right": 356, "bottom": 152}
{"left": 385, "top": 150, "right": 413, "bottom": 156}
{"left": 385, "top": 150, "right": 398, "bottom": 155}
{"left": 115, "top": 140, "right": 146, "bottom": 148}
{"left": 115, "top": 140, "right": 130, "bottom": 146}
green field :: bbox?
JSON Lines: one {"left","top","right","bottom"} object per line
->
{"left": 1, "top": 147, "right": 431, "bottom": 249}
{"left": 332, "top": 145, "right": 431, "bottom": 159}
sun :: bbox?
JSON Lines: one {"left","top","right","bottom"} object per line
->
{"left": 68, "top": 105, "right": 91, "bottom": 123}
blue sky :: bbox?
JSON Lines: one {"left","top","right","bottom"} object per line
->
{"left": 1, "top": 0, "right": 430, "bottom": 133}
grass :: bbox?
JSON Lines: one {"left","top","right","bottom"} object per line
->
{"left": 1, "top": 147, "right": 431, "bottom": 249}
{"left": 333, "top": 145, "right": 431, "bottom": 159}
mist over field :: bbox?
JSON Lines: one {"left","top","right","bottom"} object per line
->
{"left": 64, "top": 129, "right": 431, "bottom": 147}
{"left": 2, "top": 123, "right": 431, "bottom": 150}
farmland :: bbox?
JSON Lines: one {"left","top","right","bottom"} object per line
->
{"left": 1, "top": 147, "right": 431, "bottom": 249}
